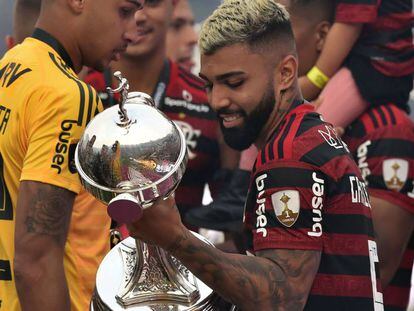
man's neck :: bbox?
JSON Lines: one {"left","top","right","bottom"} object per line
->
{"left": 37, "top": 16, "right": 82, "bottom": 73}
{"left": 255, "top": 85, "right": 303, "bottom": 149}
{"left": 111, "top": 49, "right": 166, "bottom": 95}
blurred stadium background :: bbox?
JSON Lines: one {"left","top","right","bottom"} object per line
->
{"left": 0, "top": 0, "right": 221, "bottom": 56}
{"left": 1, "top": 0, "right": 412, "bottom": 117}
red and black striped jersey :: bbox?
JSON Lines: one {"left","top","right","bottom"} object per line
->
{"left": 343, "top": 103, "right": 414, "bottom": 213}
{"left": 343, "top": 103, "right": 414, "bottom": 310}
{"left": 335, "top": 0, "right": 414, "bottom": 77}
{"left": 162, "top": 62, "right": 220, "bottom": 212}
{"left": 244, "top": 103, "right": 383, "bottom": 309}
{"left": 84, "top": 61, "right": 220, "bottom": 213}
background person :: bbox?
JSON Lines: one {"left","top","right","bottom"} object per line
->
{"left": 166, "top": 0, "right": 198, "bottom": 72}
{"left": 85, "top": 0, "right": 239, "bottom": 232}
{"left": 279, "top": 0, "right": 414, "bottom": 309}
{"left": 300, "top": 0, "right": 413, "bottom": 131}
{"left": 0, "top": 0, "right": 142, "bottom": 309}
{"left": 4, "top": 0, "right": 41, "bottom": 49}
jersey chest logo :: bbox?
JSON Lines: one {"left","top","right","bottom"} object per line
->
{"left": 383, "top": 159, "right": 408, "bottom": 191}
{"left": 318, "top": 125, "right": 349, "bottom": 152}
{"left": 271, "top": 190, "right": 300, "bottom": 227}
{"left": 173, "top": 121, "right": 201, "bottom": 160}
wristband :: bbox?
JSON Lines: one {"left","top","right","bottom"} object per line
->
{"left": 306, "top": 66, "right": 329, "bottom": 89}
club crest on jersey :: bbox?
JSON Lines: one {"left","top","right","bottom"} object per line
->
{"left": 271, "top": 190, "right": 300, "bottom": 227}
{"left": 182, "top": 89, "right": 193, "bottom": 102}
{"left": 318, "top": 125, "right": 349, "bottom": 152}
{"left": 383, "top": 159, "right": 408, "bottom": 191}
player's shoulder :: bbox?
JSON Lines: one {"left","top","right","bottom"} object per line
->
{"left": 2, "top": 39, "right": 88, "bottom": 104}
{"left": 264, "top": 103, "right": 348, "bottom": 160}
{"left": 346, "top": 104, "right": 414, "bottom": 140}
{"left": 0, "top": 38, "right": 45, "bottom": 91}
{"left": 257, "top": 104, "right": 353, "bottom": 177}
{"left": 296, "top": 118, "right": 352, "bottom": 173}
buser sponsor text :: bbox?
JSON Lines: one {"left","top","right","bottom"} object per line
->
{"left": 308, "top": 172, "right": 324, "bottom": 238}
{"left": 255, "top": 174, "right": 268, "bottom": 238}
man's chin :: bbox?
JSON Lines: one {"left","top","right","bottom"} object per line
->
{"left": 222, "top": 129, "right": 256, "bottom": 151}
{"left": 89, "top": 60, "right": 107, "bottom": 73}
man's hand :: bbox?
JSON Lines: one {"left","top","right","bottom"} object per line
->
{"left": 126, "top": 196, "right": 187, "bottom": 250}
{"left": 299, "top": 75, "right": 322, "bottom": 101}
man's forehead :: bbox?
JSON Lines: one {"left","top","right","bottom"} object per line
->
{"left": 202, "top": 44, "right": 264, "bottom": 63}
{"left": 200, "top": 45, "right": 266, "bottom": 78}
{"left": 175, "top": 0, "right": 193, "bottom": 14}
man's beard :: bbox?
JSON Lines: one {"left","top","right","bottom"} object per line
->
{"left": 219, "top": 86, "right": 275, "bottom": 151}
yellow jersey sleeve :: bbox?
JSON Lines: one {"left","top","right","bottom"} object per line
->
{"left": 20, "top": 82, "right": 102, "bottom": 194}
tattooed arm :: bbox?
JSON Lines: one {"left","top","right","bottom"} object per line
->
{"left": 127, "top": 198, "right": 321, "bottom": 310}
{"left": 14, "top": 181, "right": 75, "bottom": 311}
{"left": 168, "top": 229, "right": 320, "bottom": 310}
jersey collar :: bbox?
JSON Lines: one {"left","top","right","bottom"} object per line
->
{"left": 265, "top": 99, "right": 313, "bottom": 145}
{"left": 32, "top": 28, "right": 75, "bottom": 72}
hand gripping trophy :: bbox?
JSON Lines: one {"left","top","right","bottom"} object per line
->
{"left": 75, "top": 72, "right": 232, "bottom": 310}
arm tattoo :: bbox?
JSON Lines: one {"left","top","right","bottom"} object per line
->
{"left": 168, "top": 230, "right": 321, "bottom": 310}
{"left": 24, "top": 185, "right": 73, "bottom": 245}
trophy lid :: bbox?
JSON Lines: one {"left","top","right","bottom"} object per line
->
{"left": 75, "top": 72, "right": 187, "bottom": 209}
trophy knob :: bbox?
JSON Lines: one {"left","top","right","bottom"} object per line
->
{"left": 107, "top": 193, "right": 143, "bottom": 224}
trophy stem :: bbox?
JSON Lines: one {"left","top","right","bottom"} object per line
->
{"left": 115, "top": 239, "right": 200, "bottom": 308}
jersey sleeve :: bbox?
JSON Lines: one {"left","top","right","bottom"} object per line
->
{"left": 20, "top": 84, "right": 100, "bottom": 194}
{"left": 335, "top": 0, "right": 379, "bottom": 24}
{"left": 245, "top": 159, "right": 326, "bottom": 252}
{"left": 359, "top": 138, "right": 414, "bottom": 214}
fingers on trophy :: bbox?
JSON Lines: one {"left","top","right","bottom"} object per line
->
{"left": 75, "top": 72, "right": 232, "bottom": 310}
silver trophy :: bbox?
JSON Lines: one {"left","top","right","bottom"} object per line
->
{"left": 75, "top": 72, "right": 233, "bottom": 310}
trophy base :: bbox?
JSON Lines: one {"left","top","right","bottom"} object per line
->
{"left": 92, "top": 235, "right": 235, "bottom": 310}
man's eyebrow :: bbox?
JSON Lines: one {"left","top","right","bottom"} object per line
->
{"left": 216, "top": 71, "right": 245, "bottom": 81}
{"left": 127, "top": 0, "right": 144, "bottom": 9}
{"left": 199, "top": 71, "right": 245, "bottom": 82}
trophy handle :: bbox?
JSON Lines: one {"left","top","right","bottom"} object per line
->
{"left": 107, "top": 193, "right": 143, "bottom": 224}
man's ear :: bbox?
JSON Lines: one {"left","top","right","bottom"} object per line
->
{"left": 275, "top": 54, "right": 298, "bottom": 94}
{"left": 5, "top": 35, "right": 15, "bottom": 50}
{"left": 67, "top": 0, "right": 85, "bottom": 14}
{"left": 315, "top": 21, "right": 331, "bottom": 52}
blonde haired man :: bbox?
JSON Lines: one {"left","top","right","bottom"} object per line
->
{"left": 126, "top": 1, "right": 383, "bottom": 309}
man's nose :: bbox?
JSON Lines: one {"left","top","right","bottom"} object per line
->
{"left": 210, "top": 85, "right": 231, "bottom": 111}
{"left": 134, "top": 5, "right": 148, "bottom": 24}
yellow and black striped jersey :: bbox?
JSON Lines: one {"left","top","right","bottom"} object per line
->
{"left": 0, "top": 28, "right": 110, "bottom": 311}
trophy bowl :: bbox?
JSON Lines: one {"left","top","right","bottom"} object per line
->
{"left": 75, "top": 73, "right": 188, "bottom": 224}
